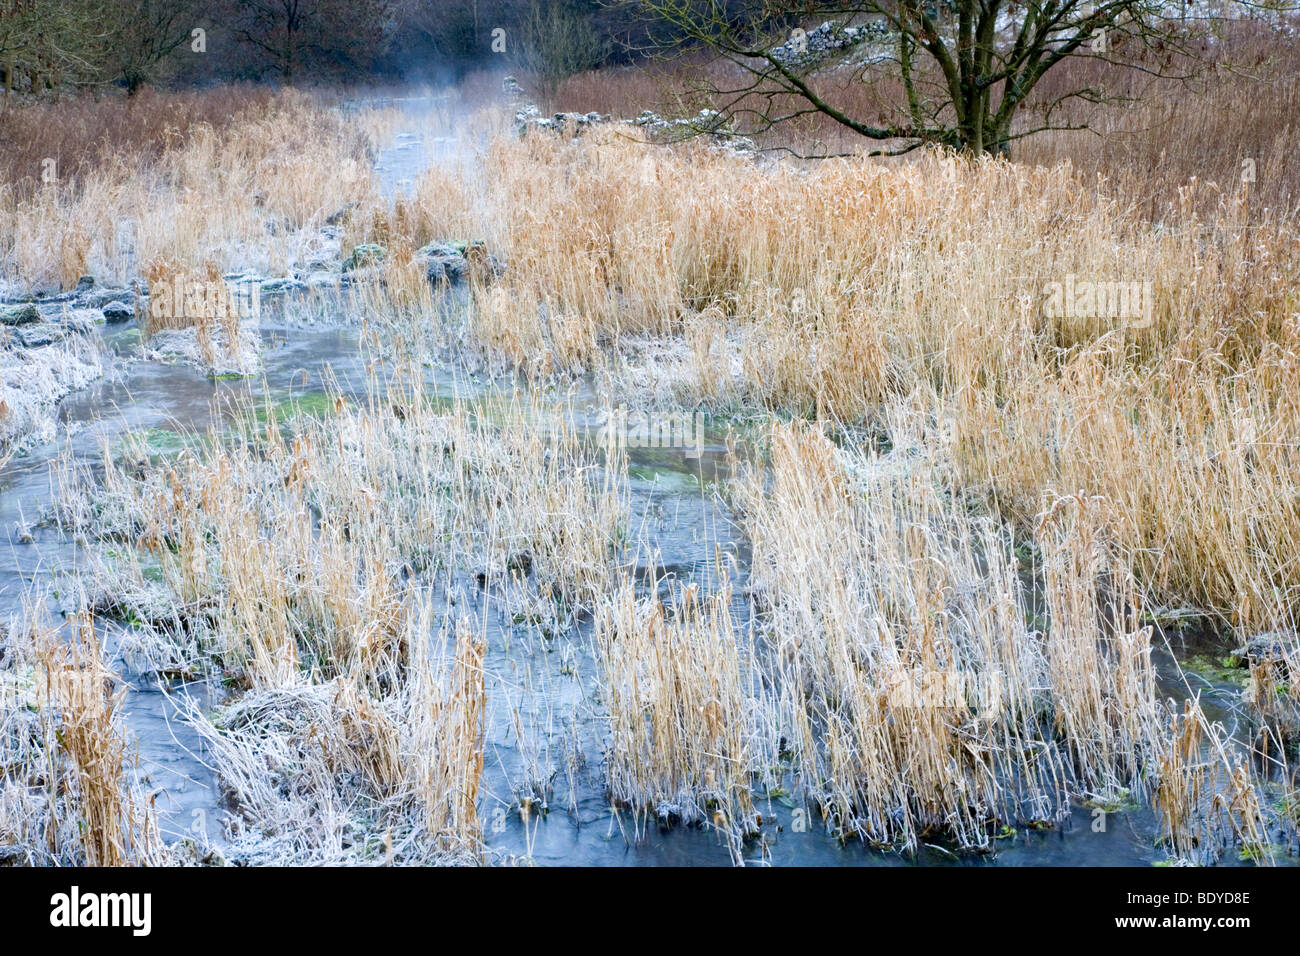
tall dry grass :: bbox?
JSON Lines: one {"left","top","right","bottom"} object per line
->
{"left": 1155, "top": 699, "right": 1273, "bottom": 864}
{"left": 0, "top": 608, "right": 162, "bottom": 865}
{"left": 1, "top": 90, "right": 375, "bottom": 288}
{"left": 586, "top": 415, "right": 1276, "bottom": 857}
{"left": 445, "top": 117, "right": 1300, "bottom": 647}
{"left": 549, "top": 19, "right": 1300, "bottom": 220}
{"left": 1020, "top": 20, "right": 1300, "bottom": 222}
{"left": 0, "top": 87, "right": 276, "bottom": 198}
{"left": 6, "top": 32, "right": 1300, "bottom": 861}
{"left": 595, "top": 573, "right": 769, "bottom": 856}
{"left": 736, "top": 423, "right": 1146, "bottom": 848}
{"left": 49, "top": 367, "right": 628, "bottom": 861}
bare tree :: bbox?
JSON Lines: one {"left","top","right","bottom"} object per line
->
{"left": 516, "top": 0, "right": 611, "bottom": 100}
{"left": 0, "top": 0, "right": 113, "bottom": 96}
{"left": 222, "top": 0, "right": 396, "bottom": 84}
{"left": 110, "top": 0, "right": 200, "bottom": 94}
{"left": 391, "top": 0, "right": 494, "bottom": 66}
{"left": 625, "top": 0, "right": 1225, "bottom": 156}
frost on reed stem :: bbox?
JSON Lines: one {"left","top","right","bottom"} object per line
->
{"left": 1155, "top": 700, "right": 1273, "bottom": 865}
{"left": 47, "top": 366, "right": 627, "bottom": 863}
{"left": 595, "top": 572, "right": 772, "bottom": 853}
{"left": 0, "top": 91, "right": 377, "bottom": 287}
{"left": 8, "top": 87, "right": 1299, "bottom": 864}
{"left": 0, "top": 608, "right": 161, "bottom": 865}
{"left": 474, "top": 127, "right": 1300, "bottom": 646}
{"left": 1035, "top": 493, "right": 1162, "bottom": 801}
{"left": 727, "top": 421, "right": 1269, "bottom": 857}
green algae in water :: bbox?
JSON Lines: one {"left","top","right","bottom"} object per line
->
{"left": 1181, "top": 653, "right": 1249, "bottom": 688}
{"left": 1083, "top": 789, "right": 1139, "bottom": 813}
{"left": 109, "top": 328, "right": 142, "bottom": 352}
{"left": 114, "top": 427, "right": 203, "bottom": 460}
{"left": 257, "top": 391, "right": 345, "bottom": 424}
{"left": 627, "top": 463, "right": 708, "bottom": 495}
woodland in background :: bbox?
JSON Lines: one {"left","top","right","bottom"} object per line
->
{"left": 0, "top": 0, "right": 646, "bottom": 93}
